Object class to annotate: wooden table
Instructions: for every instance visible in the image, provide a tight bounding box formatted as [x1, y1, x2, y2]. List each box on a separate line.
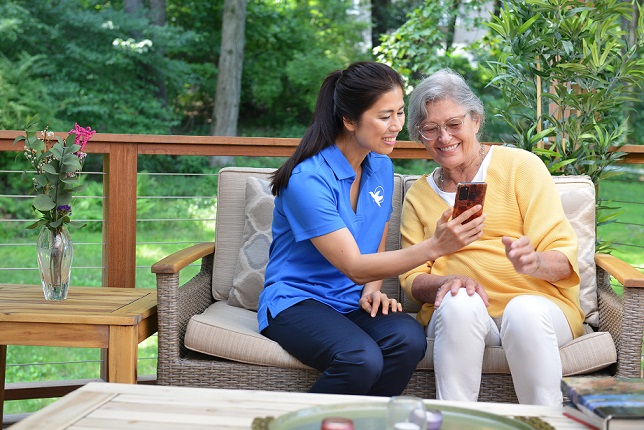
[9, 382, 588, 429]
[0, 284, 157, 424]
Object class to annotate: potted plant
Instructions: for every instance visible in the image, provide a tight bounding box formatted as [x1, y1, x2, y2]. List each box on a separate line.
[485, 0, 643, 180]
[13, 115, 95, 300]
[483, 0, 644, 250]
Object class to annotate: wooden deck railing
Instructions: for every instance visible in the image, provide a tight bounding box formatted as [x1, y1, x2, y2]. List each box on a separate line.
[2, 130, 643, 291]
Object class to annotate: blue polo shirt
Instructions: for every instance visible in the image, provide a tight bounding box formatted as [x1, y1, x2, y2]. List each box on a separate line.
[257, 145, 394, 332]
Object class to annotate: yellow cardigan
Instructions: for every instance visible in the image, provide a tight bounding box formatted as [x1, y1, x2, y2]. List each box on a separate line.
[399, 146, 585, 338]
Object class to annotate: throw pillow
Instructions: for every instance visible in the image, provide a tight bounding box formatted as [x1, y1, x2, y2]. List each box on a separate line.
[557, 182, 598, 327]
[228, 176, 274, 311]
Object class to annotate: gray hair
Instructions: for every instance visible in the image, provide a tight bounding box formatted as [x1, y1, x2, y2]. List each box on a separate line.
[407, 68, 485, 142]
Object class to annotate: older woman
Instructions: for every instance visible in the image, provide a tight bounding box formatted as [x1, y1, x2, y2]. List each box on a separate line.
[399, 69, 584, 406]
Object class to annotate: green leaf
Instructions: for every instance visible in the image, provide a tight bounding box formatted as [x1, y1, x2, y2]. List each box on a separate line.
[26, 220, 46, 230]
[33, 194, 56, 211]
[34, 174, 48, 187]
[42, 164, 57, 175]
[28, 136, 45, 152]
[61, 154, 82, 172]
[67, 220, 87, 229]
[12, 135, 26, 146]
[549, 159, 578, 171]
[70, 183, 88, 193]
[517, 14, 540, 35]
[56, 189, 73, 206]
[50, 143, 65, 160]
[49, 218, 64, 228]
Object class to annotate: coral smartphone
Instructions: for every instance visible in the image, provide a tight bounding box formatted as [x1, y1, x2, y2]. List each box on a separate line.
[452, 182, 487, 223]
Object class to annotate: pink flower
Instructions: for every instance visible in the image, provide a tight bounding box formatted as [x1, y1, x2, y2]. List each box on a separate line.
[69, 123, 96, 150]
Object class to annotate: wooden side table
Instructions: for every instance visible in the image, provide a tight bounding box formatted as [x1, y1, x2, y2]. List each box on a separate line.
[0, 284, 157, 424]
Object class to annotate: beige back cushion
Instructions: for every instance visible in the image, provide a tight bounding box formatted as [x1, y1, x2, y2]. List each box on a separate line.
[554, 175, 598, 326]
[400, 174, 598, 326]
[381, 174, 404, 300]
[214, 168, 403, 306]
[228, 176, 275, 310]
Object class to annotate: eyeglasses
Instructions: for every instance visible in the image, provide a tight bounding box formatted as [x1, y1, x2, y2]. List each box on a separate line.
[417, 113, 468, 141]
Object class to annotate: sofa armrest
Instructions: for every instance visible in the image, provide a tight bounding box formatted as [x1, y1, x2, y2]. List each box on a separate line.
[152, 242, 216, 274]
[594, 253, 644, 377]
[595, 253, 644, 288]
[153, 242, 216, 362]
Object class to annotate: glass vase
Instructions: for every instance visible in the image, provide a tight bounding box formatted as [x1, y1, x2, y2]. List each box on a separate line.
[36, 226, 73, 300]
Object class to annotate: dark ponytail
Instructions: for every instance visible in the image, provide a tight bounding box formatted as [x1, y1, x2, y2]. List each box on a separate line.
[271, 61, 404, 196]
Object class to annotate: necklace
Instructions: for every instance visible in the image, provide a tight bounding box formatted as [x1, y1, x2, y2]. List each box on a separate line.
[438, 145, 487, 192]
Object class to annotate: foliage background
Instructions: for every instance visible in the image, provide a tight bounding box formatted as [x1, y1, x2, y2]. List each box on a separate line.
[1, 1, 641, 145]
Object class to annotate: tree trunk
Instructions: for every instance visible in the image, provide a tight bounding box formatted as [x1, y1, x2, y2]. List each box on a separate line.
[124, 0, 143, 15]
[210, 0, 246, 166]
[124, 0, 144, 38]
[371, 0, 390, 48]
[148, 0, 168, 103]
[149, 0, 166, 26]
[445, 0, 462, 53]
[211, 0, 246, 137]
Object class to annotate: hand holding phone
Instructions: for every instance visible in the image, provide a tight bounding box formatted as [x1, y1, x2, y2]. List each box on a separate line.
[452, 182, 487, 224]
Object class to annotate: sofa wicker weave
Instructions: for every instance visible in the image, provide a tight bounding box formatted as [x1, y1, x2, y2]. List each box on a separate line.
[152, 166, 644, 403]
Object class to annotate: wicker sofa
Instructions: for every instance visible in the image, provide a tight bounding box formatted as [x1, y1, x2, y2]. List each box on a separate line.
[152, 166, 644, 402]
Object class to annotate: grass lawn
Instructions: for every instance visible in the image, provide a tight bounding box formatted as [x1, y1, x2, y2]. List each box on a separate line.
[597, 178, 644, 293]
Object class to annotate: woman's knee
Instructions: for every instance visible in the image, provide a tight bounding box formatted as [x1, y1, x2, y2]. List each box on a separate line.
[333, 343, 384, 383]
[437, 289, 488, 322]
[503, 295, 572, 347]
[502, 296, 558, 342]
[393, 318, 427, 358]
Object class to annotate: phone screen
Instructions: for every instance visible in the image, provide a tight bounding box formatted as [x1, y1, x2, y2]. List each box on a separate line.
[452, 182, 487, 223]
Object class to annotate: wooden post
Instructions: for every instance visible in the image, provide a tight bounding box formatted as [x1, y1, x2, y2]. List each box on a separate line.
[102, 143, 138, 289]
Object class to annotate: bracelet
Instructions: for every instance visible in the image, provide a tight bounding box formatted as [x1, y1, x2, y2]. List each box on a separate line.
[530, 252, 542, 274]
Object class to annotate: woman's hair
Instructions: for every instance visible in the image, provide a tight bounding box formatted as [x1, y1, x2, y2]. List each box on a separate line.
[271, 61, 404, 195]
[407, 68, 485, 142]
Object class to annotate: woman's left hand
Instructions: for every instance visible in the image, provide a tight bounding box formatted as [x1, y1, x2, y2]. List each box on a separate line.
[502, 235, 541, 275]
[360, 291, 402, 317]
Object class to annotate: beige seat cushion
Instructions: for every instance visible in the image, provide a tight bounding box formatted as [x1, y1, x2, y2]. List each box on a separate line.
[185, 302, 615, 375]
[559, 331, 617, 376]
[185, 301, 312, 370]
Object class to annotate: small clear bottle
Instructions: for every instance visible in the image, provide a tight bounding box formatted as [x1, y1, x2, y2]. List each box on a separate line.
[425, 409, 443, 430]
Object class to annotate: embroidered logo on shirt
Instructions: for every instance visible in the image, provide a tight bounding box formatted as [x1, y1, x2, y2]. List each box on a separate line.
[369, 186, 385, 207]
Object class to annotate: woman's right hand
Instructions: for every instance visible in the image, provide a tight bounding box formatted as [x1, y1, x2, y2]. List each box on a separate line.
[434, 275, 489, 307]
[428, 205, 484, 257]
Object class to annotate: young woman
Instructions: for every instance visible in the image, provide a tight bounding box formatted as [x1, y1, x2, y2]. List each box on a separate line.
[258, 61, 484, 396]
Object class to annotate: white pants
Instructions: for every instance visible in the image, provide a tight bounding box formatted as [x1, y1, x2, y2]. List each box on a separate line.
[427, 289, 573, 406]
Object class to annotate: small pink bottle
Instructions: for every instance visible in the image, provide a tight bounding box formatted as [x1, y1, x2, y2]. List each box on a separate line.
[320, 417, 355, 430]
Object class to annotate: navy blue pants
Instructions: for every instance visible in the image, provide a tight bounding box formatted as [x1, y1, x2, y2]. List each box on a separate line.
[262, 299, 427, 396]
